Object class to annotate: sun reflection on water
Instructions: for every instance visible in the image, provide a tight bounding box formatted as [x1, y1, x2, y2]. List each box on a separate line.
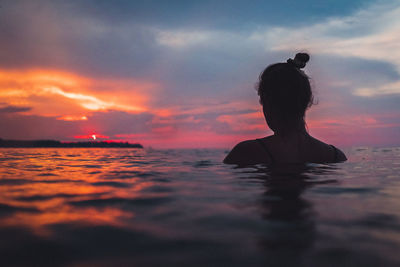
[0, 148, 159, 235]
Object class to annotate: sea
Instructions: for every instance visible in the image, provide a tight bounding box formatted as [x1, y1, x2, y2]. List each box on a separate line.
[0, 147, 400, 266]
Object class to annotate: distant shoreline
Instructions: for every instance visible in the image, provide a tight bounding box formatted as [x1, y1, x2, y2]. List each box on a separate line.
[0, 139, 143, 148]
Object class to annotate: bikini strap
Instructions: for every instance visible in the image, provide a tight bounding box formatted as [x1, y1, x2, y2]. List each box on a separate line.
[256, 139, 274, 163]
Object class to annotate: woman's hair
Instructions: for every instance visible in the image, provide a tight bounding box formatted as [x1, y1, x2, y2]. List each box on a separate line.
[257, 53, 314, 133]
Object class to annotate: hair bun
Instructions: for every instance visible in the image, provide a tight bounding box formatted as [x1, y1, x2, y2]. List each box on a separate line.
[287, 53, 310, 69]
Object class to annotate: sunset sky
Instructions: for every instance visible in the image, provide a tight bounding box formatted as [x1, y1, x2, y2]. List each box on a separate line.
[1, 0, 400, 148]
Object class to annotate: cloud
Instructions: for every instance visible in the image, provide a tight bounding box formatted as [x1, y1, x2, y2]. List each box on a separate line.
[0, 68, 154, 117]
[0, 0, 399, 147]
[354, 81, 400, 97]
[0, 1, 163, 78]
[249, 0, 400, 97]
[42, 86, 144, 112]
[39, 0, 377, 30]
[255, 1, 400, 61]
[57, 115, 88, 121]
[156, 30, 213, 48]
[0, 105, 31, 113]
[0, 110, 154, 142]
[308, 112, 400, 146]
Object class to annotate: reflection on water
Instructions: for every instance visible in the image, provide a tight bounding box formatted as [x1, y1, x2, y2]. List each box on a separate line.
[254, 165, 343, 266]
[1, 147, 400, 266]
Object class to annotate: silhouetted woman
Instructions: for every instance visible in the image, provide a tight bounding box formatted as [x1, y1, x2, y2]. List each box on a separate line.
[224, 53, 346, 165]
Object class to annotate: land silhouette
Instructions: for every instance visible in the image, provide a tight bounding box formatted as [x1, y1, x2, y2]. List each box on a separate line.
[0, 138, 143, 148]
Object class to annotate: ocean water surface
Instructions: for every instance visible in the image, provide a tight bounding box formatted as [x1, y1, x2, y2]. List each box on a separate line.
[0, 147, 400, 266]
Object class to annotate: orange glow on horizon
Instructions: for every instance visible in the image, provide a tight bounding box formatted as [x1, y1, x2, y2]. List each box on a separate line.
[74, 134, 110, 140]
[0, 67, 398, 148]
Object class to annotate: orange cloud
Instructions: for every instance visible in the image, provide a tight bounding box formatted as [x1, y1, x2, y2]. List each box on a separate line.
[57, 115, 88, 121]
[0, 68, 156, 117]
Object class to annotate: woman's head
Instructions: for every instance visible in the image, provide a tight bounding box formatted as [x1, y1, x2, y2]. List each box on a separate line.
[257, 53, 314, 134]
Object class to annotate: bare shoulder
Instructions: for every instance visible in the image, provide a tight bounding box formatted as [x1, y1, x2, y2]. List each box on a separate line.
[332, 146, 347, 162]
[223, 140, 263, 165]
[308, 136, 347, 162]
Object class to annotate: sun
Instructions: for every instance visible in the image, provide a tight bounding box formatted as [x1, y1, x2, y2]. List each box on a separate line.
[92, 134, 96, 140]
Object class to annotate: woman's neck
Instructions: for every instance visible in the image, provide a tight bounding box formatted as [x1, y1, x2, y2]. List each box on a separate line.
[273, 122, 307, 138]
